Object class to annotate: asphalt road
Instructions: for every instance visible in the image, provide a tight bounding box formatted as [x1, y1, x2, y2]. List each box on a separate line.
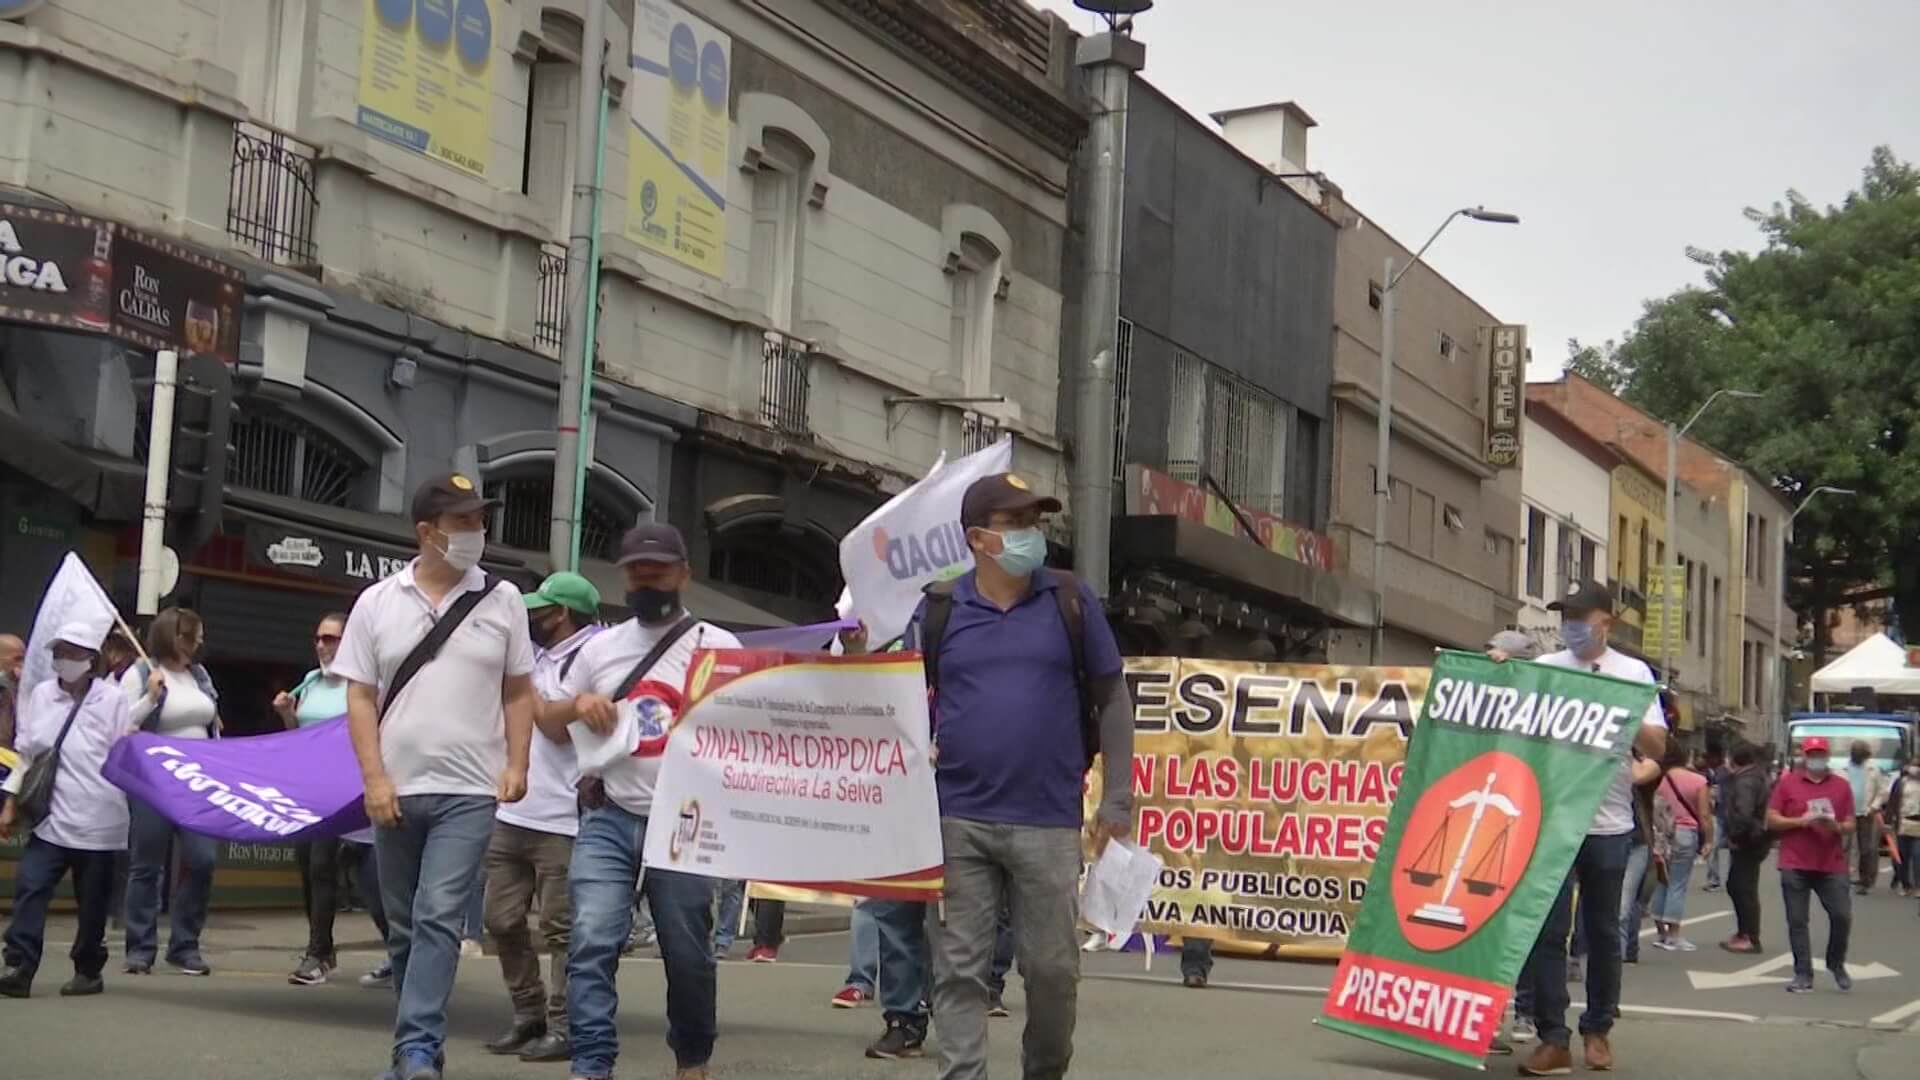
[3, 865, 1916, 1080]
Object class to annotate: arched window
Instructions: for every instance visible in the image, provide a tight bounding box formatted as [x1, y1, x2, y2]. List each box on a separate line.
[708, 521, 839, 609]
[226, 405, 370, 508]
[485, 472, 635, 562]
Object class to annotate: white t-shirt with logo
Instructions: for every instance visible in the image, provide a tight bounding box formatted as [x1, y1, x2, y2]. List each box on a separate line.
[560, 616, 740, 819]
[333, 562, 536, 799]
[1537, 646, 1668, 837]
[497, 625, 598, 837]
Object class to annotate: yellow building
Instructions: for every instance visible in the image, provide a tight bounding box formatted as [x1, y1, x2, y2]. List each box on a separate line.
[1608, 460, 1667, 654]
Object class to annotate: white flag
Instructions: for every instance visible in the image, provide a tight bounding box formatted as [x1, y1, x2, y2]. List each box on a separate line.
[838, 437, 1015, 648]
[23, 552, 121, 698]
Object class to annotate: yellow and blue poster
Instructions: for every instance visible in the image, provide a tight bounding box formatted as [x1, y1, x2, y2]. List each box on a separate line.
[628, 0, 730, 277]
[357, 0, 496, 178]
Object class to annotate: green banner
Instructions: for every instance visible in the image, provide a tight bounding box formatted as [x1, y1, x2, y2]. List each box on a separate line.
[1318, 650, 1655, 1068]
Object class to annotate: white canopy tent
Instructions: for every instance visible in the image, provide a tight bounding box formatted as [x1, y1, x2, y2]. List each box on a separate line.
[1808, 632, 1920, 697]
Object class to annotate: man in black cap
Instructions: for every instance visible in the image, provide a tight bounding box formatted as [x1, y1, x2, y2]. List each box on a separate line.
[1517, 580, 1667, 1076]
[894, 473, 1133, 1079]
[536, 523, 740, 1080]
[334, 474, 537, 1080]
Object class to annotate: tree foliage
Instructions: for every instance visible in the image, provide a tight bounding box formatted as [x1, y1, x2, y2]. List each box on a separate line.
[1581, 147, 1920, 657]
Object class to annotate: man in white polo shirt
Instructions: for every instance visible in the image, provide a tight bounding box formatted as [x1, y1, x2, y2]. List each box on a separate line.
[335, 473, 537, 1080]
[1519, 580, 1667, 1077]
[538, 524, 740, 1080]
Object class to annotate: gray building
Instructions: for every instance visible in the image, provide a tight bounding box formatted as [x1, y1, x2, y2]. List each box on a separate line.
[0, 0, 1085, 730]
[1062, 78, 1372, 659]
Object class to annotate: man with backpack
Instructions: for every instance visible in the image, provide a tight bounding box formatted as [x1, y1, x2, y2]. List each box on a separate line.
[538, 524, 741, 1080]
[909, 473, 1134, 1080]
[1719, 741, 1774, 953]
[334, 474, 538, 1080]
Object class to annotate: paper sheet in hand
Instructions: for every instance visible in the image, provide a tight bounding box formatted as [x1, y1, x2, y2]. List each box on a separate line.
[570, 706, 640, 775]
[1081, 840, 1162, 937]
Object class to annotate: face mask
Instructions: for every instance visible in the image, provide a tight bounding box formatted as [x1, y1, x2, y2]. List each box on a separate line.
[988, 527, 1048, 577]
[1559, 620, 1600, 656]
[52, 657, 92, 683]
[627, 588, 681, 626]
[435, 528, 485, 571]
[1805, 757, 1830, 777]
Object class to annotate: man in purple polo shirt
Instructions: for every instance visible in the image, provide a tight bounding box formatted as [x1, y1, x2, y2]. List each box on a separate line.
[909, 472, 1134, 1080]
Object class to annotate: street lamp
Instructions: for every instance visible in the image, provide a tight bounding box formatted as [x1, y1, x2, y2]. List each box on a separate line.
[1658, 388, 1762, 692]
[1370, 206, 1520, 662]
[1771, 485, 1855, 742]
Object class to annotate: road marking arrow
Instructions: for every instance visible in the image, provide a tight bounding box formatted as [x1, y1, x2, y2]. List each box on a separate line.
[1687, 953, 1901, 990]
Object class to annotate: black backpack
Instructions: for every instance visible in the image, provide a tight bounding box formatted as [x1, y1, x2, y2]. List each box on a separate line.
[917, 569, 1097, 768]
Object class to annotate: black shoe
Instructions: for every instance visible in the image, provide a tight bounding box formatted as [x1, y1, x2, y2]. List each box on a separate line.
[123, 959, 153, 975]
[1183, 973, 1209, 989]
[60, 973, 104, 997]
[485, 1019, 546, 1055]
[0, 967, 31, 998]
[866, 1019, 928, 1060]
[518, 1032, 570, 1062]
[167, 954, 211, 977]
[987, 993, 1011, 1018]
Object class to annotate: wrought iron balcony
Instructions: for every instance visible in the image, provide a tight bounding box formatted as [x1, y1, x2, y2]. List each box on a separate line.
[226, 122, 318, 270]
[961, 411, 1002, 454]
[535, 243, 568, 357]
[760, 329, 812, 437]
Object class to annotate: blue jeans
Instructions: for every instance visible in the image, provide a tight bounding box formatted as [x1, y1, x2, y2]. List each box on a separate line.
[847, 899, 880, 993]
[869, 898, 932, 1024]
[124, 796, 218, 966]
[1619, 840, 1651, 960]
[462, 861, 486, 940]
[713, 879, 745, 953]
[1525, 832, 1629, 1047]
[1649, 827, 1700, 924]
[3, 836, 115, 981]
[567, 804, 716, 1076]
[374, 794, 495, 1067]
[1705, 825, 1728, 887]
[1781, 868, 1851, 979]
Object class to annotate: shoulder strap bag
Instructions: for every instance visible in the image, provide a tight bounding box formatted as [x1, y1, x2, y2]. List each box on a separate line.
[15, 681, 92, 827]
[577, 617, 699, 812]
[379, 574, 502, 723]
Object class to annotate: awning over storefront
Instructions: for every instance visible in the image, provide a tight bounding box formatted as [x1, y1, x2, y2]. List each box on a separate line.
[1111, 515, 1377, 631]
[227, 489, 537, 590]
[0, 409, 144, 520]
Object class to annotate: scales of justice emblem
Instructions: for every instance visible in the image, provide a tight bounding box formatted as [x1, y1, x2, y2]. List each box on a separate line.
[1391, 750, 1543, 951]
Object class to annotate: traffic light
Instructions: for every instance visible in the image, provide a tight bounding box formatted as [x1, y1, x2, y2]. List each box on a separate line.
[166, 351, 235, 554]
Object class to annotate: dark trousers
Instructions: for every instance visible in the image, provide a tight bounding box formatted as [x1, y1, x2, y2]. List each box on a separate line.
[296, 838, 342, 962]
[1896, 835, 1919, 891]
[1781, 869, 1851, 979]
[1180, 937, 1214, 980]
[986, 900, 1016, 995]
[124, 796, 218, 966]
[751, 899, 785, 948]
[1727, 845, 1768, 946]
[484, 823, 574, 1035]
[1524, 832, 1630, 1047]
[1855, 817, 1881, 888]
[3, 836, 116, 982]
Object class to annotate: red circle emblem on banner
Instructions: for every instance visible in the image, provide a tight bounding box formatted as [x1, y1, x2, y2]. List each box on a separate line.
[1389, 750, 1543, 952]
[624, 679, 684, 759]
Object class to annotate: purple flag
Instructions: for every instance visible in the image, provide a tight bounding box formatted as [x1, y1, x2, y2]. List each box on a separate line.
[104, 717, 370, 843]
[735, 618, 860, 653]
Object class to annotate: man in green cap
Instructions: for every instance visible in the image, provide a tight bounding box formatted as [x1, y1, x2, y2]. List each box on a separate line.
[481, 572, 602, 1063]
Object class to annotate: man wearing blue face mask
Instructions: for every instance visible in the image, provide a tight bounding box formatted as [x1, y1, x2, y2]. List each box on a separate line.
[1518, 580, 1668, 1076]
[900, 473, 1133, 1080]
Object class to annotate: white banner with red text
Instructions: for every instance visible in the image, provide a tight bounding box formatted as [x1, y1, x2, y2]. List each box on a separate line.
[642, 650, 943, 899]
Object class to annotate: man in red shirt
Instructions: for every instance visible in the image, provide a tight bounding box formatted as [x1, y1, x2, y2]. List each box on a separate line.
[1766, 737, 1856, 993]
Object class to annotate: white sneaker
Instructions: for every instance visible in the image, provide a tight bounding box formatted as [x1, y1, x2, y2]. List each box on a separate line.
[460, 939, 484, 958]
[1511, 1014, 1538, 1043]
[1651, 938, 1678, 952]
[1673, 938, 1699, 953]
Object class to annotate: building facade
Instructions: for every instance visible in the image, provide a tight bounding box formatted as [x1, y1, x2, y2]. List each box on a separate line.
[1211, 104, 1524, 665]
[0, 0, 1087, 720]
[1064, 87, 1372, 660]
[1516, 403, 1613, 653]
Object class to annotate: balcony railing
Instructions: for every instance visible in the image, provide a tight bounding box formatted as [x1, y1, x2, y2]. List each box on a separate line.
[227, 122, 318, 269]
[535, 243, 568, 357]
[760, 329, 812, 437]
[961, 411, 1002, 454]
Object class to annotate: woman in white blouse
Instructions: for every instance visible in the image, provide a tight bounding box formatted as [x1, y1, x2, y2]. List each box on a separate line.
[0, 621, 133, 998]
[118, 607, 222, 977]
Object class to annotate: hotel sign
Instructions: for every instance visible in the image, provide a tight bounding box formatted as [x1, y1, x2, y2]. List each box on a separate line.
[1485, 325, 1527, 468]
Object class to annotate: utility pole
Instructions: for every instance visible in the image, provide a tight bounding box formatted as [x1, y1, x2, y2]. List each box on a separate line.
[137, 349, 178, 616]
[1068, 25, 1144, 599]
[549, 0, 606, 571]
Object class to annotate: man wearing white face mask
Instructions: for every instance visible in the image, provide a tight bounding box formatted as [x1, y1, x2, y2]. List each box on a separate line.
[334, 474, 536, 1080]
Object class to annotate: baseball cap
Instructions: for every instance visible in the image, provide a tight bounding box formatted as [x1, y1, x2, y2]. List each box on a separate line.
[1486, 629, 1540, 660]
[960, 473, 1062, 529]
[616, 523, 689, 566]
[51, 620, 107, 652]
[1547, 579, 1614, 616]
[525, 571, 602, 617]
[410, 473, 499, 524]
[1801, 736, 1831, 756]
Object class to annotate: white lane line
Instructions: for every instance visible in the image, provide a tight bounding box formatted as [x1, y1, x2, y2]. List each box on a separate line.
[1616, 1004, 1758, 1022]
[1870, 998, 1920, 1027]
[1094, 971, 1327, 995]
[1637, 908, 1732, 938]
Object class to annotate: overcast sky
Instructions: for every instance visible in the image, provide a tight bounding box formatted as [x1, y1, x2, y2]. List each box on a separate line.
[1030, 0, 1920, 376]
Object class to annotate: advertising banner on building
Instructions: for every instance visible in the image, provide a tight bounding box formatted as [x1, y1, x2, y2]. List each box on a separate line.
[1094, 658, 1423, 953]
[356, 0, 496, 178]
[642, 650, 943, 900]
[627, 0, 731, 276]
[1124, 466, 1336, 571]
[1485, 325, 1526, 467]
[1319, 651, 1654, 1068]
[0, 206, 243, 362]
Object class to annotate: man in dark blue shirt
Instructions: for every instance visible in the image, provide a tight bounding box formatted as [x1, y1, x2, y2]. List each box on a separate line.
[900, 472, 1134, 1080]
